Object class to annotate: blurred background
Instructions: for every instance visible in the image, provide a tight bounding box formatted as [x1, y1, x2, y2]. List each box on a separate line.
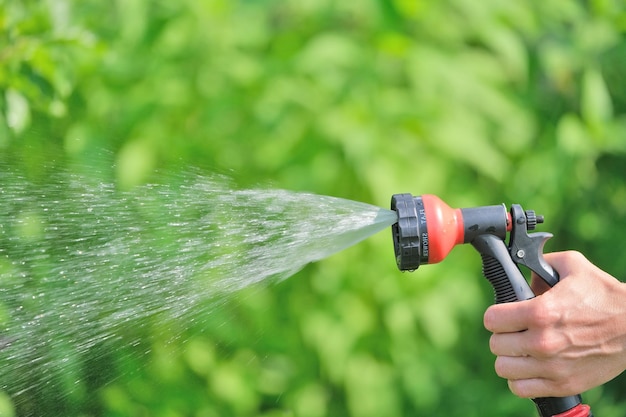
[2, 0, 626, 416]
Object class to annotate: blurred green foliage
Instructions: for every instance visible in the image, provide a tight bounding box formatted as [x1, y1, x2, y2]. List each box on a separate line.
[2, 0, 626, 416]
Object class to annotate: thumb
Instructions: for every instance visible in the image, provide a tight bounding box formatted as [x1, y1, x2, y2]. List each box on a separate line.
[529, 251, 583, 295]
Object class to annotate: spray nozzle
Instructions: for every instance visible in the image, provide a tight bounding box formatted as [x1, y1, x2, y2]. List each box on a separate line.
[390, 193, 590, 417]
[391, 193, 509, 271]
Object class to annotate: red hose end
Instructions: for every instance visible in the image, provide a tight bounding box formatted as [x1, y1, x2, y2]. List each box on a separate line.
[421, 194, 463, 264]
[552, 404, 591, 417]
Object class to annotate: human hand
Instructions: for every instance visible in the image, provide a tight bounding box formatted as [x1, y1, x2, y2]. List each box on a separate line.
[483, 251, 626, 398]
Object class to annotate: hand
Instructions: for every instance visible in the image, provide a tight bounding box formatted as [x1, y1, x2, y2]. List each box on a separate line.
[483, 250, 626, 398]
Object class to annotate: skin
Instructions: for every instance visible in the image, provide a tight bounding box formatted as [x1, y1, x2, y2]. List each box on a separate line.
[483, 250, 626, 398]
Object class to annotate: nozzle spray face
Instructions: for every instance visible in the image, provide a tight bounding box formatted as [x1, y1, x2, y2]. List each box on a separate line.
[390, 194, 426, 271]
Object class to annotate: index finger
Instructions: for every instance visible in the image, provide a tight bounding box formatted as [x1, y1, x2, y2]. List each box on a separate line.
[484, 299, 534, 333]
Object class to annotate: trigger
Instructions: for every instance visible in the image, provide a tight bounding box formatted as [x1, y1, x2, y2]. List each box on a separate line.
[510, 232, 560, 287]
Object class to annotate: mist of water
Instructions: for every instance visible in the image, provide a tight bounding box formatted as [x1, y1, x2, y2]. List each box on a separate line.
[0, 164, 397, 405]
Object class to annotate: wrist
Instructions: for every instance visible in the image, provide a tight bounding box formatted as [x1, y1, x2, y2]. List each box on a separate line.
[612, 280, 626, 373]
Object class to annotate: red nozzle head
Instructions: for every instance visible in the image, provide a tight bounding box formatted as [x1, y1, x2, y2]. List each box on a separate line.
[391, 194, 463, 270]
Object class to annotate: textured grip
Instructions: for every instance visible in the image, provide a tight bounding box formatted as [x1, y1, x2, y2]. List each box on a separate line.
[481, 253, 520, 304]
[472, 235, 535, 302]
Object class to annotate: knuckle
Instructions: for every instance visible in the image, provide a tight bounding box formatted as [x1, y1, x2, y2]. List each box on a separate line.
[527, 296, 561, 328]
[541, 359, 565, 380]
[551, 363, 570, 381]
[528, 332, 563, 357]
[556, 250, 588, 271]
[557, 378, 582, 397]
[522, 297, 568, 357]
[552, 379, 573, 396]
[544, 361, 576, 390]
[562, 250, 586, 263]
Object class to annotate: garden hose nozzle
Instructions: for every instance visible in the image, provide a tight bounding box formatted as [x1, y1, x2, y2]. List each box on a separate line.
[390, 193, 592, 417]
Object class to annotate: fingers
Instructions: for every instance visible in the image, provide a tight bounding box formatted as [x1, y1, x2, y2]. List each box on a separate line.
[494, 356, 578, 398]
[483, 300, 533, 333]
[508, 378, 556, 399]
[494, 356, 551, 398]
[489, 331, 565, 387]
[494, 355, 537, 381]
[505, 373, 581, 398]
[543, 251, 588, 276]
[489, 331, 526, 357]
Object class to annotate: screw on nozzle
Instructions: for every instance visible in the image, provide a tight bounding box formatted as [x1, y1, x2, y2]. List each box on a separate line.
[525, 210, 544, 230]
[391, 193, 423, 271]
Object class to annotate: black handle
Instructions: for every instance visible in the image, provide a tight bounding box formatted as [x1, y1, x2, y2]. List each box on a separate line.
[472, 234, 535, 303]
[472, 235, 591, 417]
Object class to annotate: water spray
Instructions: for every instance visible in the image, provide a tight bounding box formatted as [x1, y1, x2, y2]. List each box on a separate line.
[390, 193, 593, 417]
[0, 166, 397, 414]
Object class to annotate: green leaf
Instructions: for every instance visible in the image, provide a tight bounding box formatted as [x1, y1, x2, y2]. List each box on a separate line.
[5, 88, 30, 134]
[556, 113, 593, 155]
[581, 68, 613, 125]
